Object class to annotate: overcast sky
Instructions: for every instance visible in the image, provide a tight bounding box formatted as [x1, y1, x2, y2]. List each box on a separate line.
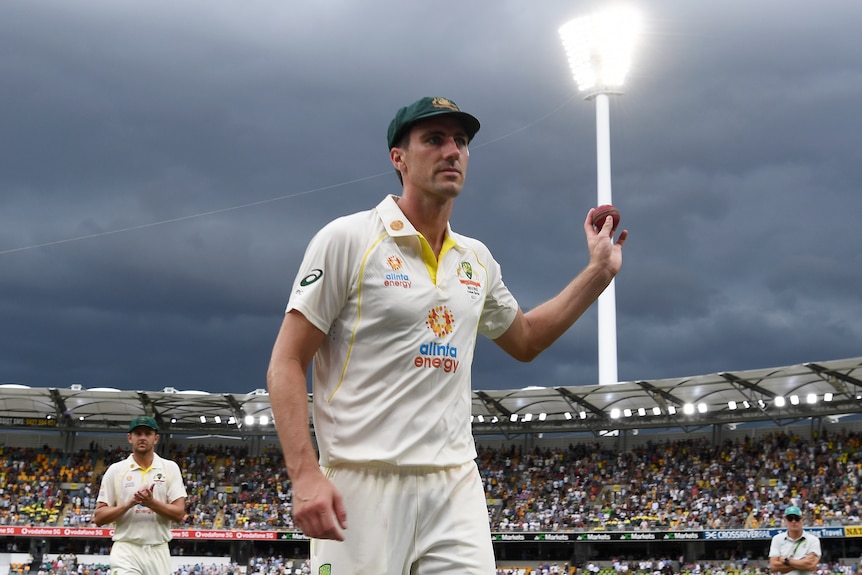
[2, 0, 861, 396]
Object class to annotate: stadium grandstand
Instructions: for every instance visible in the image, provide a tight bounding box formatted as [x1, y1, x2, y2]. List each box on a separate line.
[2, 356, 862, 574]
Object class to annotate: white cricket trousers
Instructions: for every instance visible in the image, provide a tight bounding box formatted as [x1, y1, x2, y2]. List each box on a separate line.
[109, 541, 171, 575]
[312, 460, 496, 575]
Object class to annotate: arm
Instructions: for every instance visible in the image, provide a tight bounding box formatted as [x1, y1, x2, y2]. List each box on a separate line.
[94, 499, 135, 527]
[494, 208, 627, 361]
[791, 552, 820, 572]
[133, 486, 186, 523]
[769, 555, 791, 573]
[95, 489, 185, 525]
[267, 310, 347, 541]
[769, 551, 819, 573]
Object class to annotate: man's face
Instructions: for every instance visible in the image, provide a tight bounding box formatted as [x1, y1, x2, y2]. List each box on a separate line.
[128, 427, 158, 453]
[785, 514, 803, 534]
[396, 116, 470, 200]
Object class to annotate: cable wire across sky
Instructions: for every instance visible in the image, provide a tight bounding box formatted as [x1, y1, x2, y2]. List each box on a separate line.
[0, 95, 579, 257]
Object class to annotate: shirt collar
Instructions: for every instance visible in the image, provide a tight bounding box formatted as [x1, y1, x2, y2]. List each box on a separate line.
[127, 452, 163, 471]
[376, 195, 464, 248]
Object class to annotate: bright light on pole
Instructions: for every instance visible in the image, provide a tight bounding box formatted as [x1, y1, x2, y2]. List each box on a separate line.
[560, 7, 641, 386]
[559, 8, 641, 96]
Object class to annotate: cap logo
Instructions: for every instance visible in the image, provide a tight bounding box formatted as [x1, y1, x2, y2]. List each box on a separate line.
[431, 97, 459, 112]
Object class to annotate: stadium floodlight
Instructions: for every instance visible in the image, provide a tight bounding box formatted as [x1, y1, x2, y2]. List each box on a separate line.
[652, 406, 661, 415]
[623, 408, 633, 417]
[774, 396, 786, 408]
[667, 406, 677, 415]
[259, 415, 269, 426]
[610, 408, 621, 419]
[579, 411, 587, 419]
[559, 7, 641, 385]
[697, 403, 708, 414]
[199, 415, 206, 423]
[214, 416, 221, 424]
[683, 404, 694, 415]
[559, 8, 641, 95]
[523, 413, 533, 422]
[790, 395, 800, 406]
[824, 392, 833, 402]
[244, 415, 255, 426]
[728, 401, 738, 410]
[807, 393, 817, 404]
[509, 413, 518, 423]
[539, 412, 547, 421]
[637, 407, 646, 416]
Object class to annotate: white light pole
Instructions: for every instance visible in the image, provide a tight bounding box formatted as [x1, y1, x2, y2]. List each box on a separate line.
[559, 7, 640, 385]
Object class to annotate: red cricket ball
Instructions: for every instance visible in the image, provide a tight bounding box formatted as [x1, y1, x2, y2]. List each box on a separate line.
[592, 204, 620, 233]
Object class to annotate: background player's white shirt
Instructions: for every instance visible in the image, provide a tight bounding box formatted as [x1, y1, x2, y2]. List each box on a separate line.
[287, 195, 519, 467]
[768, 530, 822, 575]
[97, 452, 187, 544]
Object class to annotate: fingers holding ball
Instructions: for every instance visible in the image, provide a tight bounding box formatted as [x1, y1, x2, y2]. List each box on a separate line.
[591, 204, 620, 234]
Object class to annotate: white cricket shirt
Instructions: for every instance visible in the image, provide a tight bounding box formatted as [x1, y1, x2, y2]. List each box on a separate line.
[287, 195, 519, 467]
[97, 452, 187, 544]
[768, 530, 822, 575]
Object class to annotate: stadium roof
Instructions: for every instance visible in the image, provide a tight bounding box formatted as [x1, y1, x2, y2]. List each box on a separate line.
[2, 356, 861, 439]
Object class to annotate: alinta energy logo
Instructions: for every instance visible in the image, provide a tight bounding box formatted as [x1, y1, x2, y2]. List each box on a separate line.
[426, 305, 454, 338]
[386, 255, 403, 270]
[384, 254, 411, 288]
[415, 306, 459, 373]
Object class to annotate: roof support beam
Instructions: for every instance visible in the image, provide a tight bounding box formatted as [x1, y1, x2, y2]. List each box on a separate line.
[719, 372, 776, 398]
[635, 380, 683, 407]
[225, 394, 248, 425]
[806, 363, 862, 396]
[475, 391, 514, 418]
[554, 387, 606, 418]
[49, 388, 73, 427]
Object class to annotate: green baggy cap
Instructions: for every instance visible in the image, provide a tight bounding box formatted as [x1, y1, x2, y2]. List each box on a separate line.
[128, 415, 159, 432]
[387, 96, 480, 150]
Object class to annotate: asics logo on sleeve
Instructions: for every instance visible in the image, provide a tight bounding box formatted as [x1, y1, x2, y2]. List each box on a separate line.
[300, 269, 323, 286]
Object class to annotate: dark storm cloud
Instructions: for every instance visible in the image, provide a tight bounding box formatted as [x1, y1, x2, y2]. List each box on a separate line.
[1, 0, 861, 394]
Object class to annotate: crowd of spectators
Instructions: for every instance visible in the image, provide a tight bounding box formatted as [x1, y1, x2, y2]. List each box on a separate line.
[2, 429, 862, 534]
[9, 554, 310, 575]
[10, 556, 862, 575]
[477, 429, 862, 532]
